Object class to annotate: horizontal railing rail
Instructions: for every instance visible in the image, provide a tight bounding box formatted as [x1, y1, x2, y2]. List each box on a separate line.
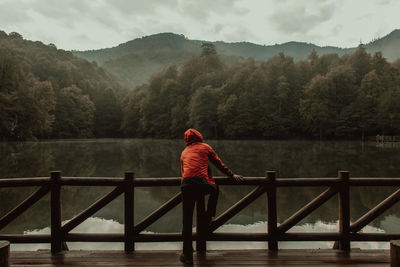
[4, 176, 400, 187]
[1, 171, 400, 253]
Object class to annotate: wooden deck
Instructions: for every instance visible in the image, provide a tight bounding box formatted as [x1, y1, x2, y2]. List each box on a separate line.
[10, 249, 390, 266]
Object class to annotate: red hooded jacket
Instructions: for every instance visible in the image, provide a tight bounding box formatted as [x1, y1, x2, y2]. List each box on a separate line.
[180, 129, 233, 185]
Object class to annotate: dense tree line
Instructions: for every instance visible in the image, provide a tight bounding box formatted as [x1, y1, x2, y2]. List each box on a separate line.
[2, 30, 400, 141]
[0, 31, 124, 140]
[122, 43, 400, 139]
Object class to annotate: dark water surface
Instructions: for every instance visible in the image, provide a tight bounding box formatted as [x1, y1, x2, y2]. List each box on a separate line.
[1, 139, 400, 237]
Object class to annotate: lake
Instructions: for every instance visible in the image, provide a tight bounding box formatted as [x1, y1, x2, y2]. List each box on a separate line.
[1, 139, 400, 250]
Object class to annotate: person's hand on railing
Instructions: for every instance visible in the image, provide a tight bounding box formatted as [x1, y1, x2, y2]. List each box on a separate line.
[232, 174, 244, 182]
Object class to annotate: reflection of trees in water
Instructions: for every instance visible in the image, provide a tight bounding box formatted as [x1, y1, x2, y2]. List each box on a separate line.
[3, 138, 400, 179]
[2, 139, 400, 233]
[51, 142, 96, 177]
[354, 186, 400, 229]
[297, 141, 400, 178]
[0, 142, 54, 177]
[0, 187, 50, 234]
[120, 139, 183, 178]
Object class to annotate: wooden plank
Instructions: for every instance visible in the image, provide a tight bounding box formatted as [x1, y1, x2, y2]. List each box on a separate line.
[135, 233, 182, 242]
[267, 171, 278, 250]
[210, 186, 266, 232]
[61, 186, 124, 234]
[350, 188, 400, 233]
[63, 232, 400, 242]
[280, 232, 341, 241]
[0, 241, 9, 267]
[277, 186, 338, 234]
[134, 192, 182, 234]
[0, 234, 51, 243]
[133, 178, 181, 187]
[0, 185, 50, 230]
[209, 233, 268, 241]
[124, 172, 134, 252]
[338, 171, 350, 251]
[350, 178, 400, 186]
[50, 171, 62, 254]
[61, 177, 124, 186]
[65, 233, 124, 242]
[9, 249, 390, 266]
[351, 233, 400, 241]
[391, 240, 400, 267]
[3, 176, 400, 188]
[0, 178, 50, 188]
[275, 178, 340, 187]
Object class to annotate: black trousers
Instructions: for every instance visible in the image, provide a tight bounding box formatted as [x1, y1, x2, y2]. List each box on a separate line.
[181, 181, 219, 255]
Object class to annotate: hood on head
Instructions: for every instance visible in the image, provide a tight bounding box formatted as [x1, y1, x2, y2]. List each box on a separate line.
[184, 128, 203, 145]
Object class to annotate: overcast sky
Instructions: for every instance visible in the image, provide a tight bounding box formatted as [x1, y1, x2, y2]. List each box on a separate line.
[1, 0, 399, 51]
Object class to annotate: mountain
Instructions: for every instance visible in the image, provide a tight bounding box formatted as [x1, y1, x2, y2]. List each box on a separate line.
[364, 29, 400, 60]
[73, 30, 400, 88]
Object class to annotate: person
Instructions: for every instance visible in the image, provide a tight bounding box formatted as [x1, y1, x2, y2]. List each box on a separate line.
[179, 128, 243, 264]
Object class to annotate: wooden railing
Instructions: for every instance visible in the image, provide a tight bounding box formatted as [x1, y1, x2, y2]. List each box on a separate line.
[1, 171, 400, 253]
[376, 135, 400, 142]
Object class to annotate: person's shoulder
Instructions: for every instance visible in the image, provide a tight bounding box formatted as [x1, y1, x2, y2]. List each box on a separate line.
[181, 146, 189, 155]
[201, 142, 214, 150]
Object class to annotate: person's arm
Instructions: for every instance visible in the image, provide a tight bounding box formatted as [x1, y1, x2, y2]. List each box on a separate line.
[180, 158, 184, 177]
[180, 152, 185, 178]
[209, 147, 243, 181]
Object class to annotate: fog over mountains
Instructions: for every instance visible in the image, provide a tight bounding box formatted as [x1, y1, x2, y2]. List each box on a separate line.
[74, 29, 400, 87]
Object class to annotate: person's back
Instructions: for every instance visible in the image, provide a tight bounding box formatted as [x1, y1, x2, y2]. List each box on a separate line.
[181, 142, 214, 183]
[179, 128, 243, 265]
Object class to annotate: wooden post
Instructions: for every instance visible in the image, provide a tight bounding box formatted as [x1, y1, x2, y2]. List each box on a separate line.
[124, 172, 135, 252]
[51, 171, 62, 254]
[0, 241, 10, 267]
[266, 171, 278, 250]
[391, 240, 400, 267]
[338, 171, 350, 251]
[196, 194, 207, 252]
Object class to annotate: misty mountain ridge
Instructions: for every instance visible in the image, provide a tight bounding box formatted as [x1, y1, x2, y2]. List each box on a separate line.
[74, 30, 400, 88]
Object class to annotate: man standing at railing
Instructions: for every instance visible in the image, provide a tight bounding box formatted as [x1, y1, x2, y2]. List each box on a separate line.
[179, 128, 243, 264]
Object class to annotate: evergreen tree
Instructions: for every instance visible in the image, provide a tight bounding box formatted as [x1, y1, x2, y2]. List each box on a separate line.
[53, 85, 95, 138]
[189, 86, 220, 138]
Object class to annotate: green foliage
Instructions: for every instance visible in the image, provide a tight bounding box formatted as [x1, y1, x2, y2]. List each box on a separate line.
[377, 84, 400, 134]
[92, 87, 122, 137]
[53, 85, 95, 138]
[189, 86, 220, 137]
[3, 30, 400, 140]
[122, 41, 400, 140]
[201, 43, 217, 57]
[0, 31, 125, 140]
[0, 53, 56, 140]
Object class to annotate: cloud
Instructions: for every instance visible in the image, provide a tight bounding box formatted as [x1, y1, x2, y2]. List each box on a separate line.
[214, 24, 224, 34]
[0, 0, 398, 50]
[268, 0, 338, 34]
[378, 0, 394, 5]
[0, 1, 32, 28]
[222, 25, 258, 43]
[178, 0, 249, 21]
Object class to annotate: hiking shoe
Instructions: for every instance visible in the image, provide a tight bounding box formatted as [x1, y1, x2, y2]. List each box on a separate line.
[179, 253, 193, 265]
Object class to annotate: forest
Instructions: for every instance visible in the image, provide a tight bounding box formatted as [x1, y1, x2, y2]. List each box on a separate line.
[0, 31, 125, 140]
[1, 31, 400, 141]
[122, 43, 400, 140]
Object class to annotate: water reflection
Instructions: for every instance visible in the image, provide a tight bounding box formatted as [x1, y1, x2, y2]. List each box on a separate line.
[1, 139, 400, 236]
[12, 216, 391, 251]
